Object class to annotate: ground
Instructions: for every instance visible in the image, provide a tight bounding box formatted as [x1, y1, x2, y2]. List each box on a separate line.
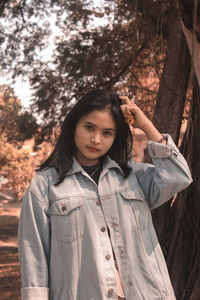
[0, 199, 21, 300]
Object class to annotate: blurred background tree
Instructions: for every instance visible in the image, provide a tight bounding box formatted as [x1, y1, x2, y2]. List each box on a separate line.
[0, 85, 38, 143]
[0, 0, 200, 298]
[0, 134, 34, 200]
[0, 84, 39, 199]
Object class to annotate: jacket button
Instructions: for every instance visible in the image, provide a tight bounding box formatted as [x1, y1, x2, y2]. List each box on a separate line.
[62, 206, 66, 211]
[105, 254, 111, 260]
[96, 200, 101, 206]
[108, 288, 114, 295]
[101, 227, 106, 232]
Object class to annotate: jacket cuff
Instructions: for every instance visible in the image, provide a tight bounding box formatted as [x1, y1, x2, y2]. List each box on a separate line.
[21, 287, 49, 300]
[147, 134, 179, 158]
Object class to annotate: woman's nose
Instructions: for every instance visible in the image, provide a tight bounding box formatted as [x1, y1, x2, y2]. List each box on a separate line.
[91, 133, 101, 144]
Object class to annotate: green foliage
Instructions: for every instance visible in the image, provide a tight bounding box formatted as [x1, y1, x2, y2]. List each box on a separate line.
[0, 84, 38, 143]
[0, 132, 54, 200]
[0, 0, 170, 136]
[16, 111, 39, 141]
[0, 85, 22, 139]
[0, 134, 34, 200]
[0, 84, 39, 199]
[1, 1, 198, 139]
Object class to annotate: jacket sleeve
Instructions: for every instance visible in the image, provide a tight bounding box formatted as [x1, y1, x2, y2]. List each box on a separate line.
[133, 134, 193, 209]
[18, 187, 50, 300]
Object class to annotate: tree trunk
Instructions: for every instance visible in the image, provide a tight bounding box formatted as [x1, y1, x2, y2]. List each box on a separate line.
[151, 7, 200, 299]
[150, 9, 191, 247]
[181, 20, 200, 86]
[166, 76, 200, 300]
[149, 9, 200, 300]
[152, 11, 191, 144]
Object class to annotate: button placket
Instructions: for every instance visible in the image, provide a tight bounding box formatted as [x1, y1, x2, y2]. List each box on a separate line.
[101, 227, 106, 232]
[96, 200, 101, 206]
[97, 191, 120, 298]
[128, 280, 133, 286]
[108, 288, 115, 296]
[105, 254, 111, 260]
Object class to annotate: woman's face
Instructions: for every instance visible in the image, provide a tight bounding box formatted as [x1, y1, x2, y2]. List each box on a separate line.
[74, 109, 116, 166]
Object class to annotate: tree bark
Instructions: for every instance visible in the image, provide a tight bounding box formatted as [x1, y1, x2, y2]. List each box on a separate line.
[166, 76, 200, 300]
[151, 6, 200, 299]
[151, 9, 191, 252]
[149, 9, 200, 300]
[181, 19, 200, 86]
[152, 11, 191, 144]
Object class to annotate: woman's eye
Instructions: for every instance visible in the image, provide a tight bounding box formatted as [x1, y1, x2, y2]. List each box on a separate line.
[103, 131, 112, 136]
[85, 125, 93, 131]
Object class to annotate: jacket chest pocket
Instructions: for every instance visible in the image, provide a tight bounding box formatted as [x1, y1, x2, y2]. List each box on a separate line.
[50, 196, 85, 243]
[120, 188, 150, 230]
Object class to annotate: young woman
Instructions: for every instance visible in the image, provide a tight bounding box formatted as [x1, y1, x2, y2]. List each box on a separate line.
[18, 89, 192, 300]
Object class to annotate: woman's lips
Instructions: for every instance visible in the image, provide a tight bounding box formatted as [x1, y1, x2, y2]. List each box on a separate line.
[87, 146, 100, 152]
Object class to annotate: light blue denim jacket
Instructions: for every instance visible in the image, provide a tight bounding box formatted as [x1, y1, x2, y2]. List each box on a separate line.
[18, 135, 192, 300]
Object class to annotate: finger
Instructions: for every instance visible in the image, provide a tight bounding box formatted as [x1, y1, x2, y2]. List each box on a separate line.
[119, 96, 132, 105]
[130, 97, 135, 104]
[125, 106, 131, 115]
[120, 104, 132, 117]
[121, 104, 135, 126]
[121, 103, 137, 115]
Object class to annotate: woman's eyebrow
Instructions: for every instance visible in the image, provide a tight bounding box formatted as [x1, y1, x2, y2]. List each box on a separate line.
[85, 121, 116, 131]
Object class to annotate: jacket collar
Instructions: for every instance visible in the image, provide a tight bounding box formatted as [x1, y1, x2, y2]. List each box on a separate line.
[103, 156, 124, 174]
[70, 156, 124, 175]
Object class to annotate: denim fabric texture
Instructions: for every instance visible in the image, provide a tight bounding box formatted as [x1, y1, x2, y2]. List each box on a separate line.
[18, 135, 192, 300]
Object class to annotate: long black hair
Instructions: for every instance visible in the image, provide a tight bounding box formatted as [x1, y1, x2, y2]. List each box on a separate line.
[38, 89, 133, 184]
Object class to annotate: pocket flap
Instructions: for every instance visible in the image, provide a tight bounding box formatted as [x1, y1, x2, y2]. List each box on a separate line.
[120, 188, 145, 201]
[51, 197, 83, 215]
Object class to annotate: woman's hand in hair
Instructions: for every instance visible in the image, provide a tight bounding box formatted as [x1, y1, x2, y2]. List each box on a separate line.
[120, 96, 151, 130]
[120, 96, 165, 143]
